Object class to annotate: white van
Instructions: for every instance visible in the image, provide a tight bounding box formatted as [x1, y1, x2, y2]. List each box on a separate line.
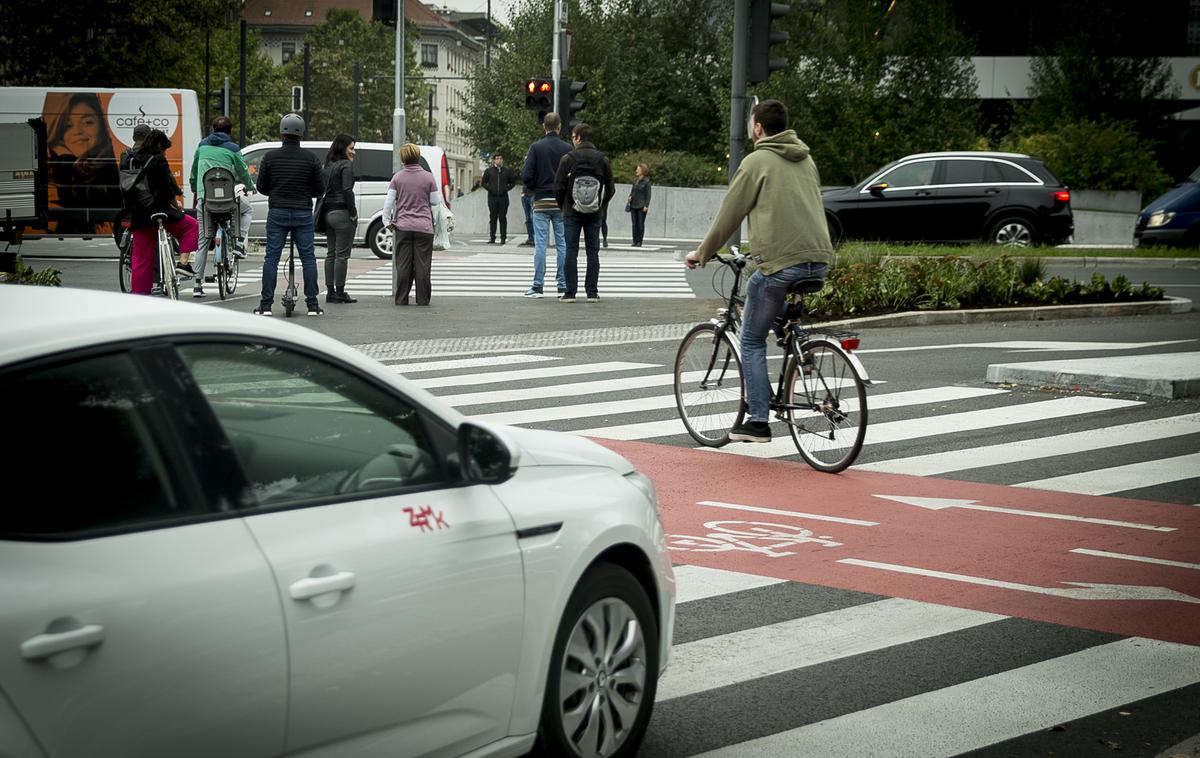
[0, 87, 201, 238]
[241, 141, 451, 258]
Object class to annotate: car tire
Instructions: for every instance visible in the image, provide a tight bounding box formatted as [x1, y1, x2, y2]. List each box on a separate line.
[534, 563, 659, 758]
[367, 218, 393, 260]
[825, 213, 843, 247]
[988, 216, 1037, 247]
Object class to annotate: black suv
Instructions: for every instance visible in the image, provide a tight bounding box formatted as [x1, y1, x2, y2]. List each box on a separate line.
[822, 151, 1074, 247]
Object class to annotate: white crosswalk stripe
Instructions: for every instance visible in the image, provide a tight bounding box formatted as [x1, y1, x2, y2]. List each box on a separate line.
[367, 346, 1200, 756]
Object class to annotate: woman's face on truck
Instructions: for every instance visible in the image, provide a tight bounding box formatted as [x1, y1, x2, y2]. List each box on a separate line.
[60, 102, 102, 156]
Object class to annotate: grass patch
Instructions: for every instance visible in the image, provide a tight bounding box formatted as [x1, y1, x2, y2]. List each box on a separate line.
[836, 241, 1200, 260]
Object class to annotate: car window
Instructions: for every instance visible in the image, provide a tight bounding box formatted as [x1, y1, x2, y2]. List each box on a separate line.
[244, 149, 264, 179]
[1, 353, 189, 537]
[994, 162, 1037, 183]
[355, 149, 394, 181]
[176, 343, 444, 509]
[876, 160, 935, 189]
[940, 160, 988, 185]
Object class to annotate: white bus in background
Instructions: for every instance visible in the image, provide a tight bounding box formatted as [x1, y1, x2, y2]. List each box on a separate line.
[0, 87, 201, 239]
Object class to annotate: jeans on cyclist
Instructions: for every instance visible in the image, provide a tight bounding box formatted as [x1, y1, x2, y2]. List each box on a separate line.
[260, 207, 320, 308]
[130, 215, 198, 295]
[194, 196, 252, 283]
[740, 261, 828, 423]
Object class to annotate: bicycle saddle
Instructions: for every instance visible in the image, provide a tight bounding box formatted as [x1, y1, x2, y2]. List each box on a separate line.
[787, 278, 824, 296]
[150, 212, 169, 222]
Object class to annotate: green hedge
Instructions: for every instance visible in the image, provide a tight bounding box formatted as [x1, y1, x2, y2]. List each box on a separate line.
[1001, 120, 1171, 198]
[608, 150, 724, 187]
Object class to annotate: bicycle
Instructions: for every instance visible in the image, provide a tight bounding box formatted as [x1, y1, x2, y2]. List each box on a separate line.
[151, 212, 181, 300]
[117, 219, 132, 293]
[673, 247, 872, 473]
[200, 167, 245, 301]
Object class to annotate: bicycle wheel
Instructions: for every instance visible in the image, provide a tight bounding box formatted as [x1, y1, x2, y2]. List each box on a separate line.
[784, 338, 867, 473]
[226, 253, 239, 296]
[118, 243, 132, 293]
[215, 223, 229, 300]
[674, 323, 744, 447]
[159, 230, 179, 300]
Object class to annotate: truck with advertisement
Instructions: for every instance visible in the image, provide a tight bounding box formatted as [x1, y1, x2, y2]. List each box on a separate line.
[0, 87, 201, 240]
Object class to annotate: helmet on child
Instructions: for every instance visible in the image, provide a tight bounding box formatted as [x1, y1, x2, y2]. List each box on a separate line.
[279, 113, 305, 137]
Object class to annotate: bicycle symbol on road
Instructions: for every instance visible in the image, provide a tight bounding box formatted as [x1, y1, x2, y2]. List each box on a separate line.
[667, 520, 843, 558]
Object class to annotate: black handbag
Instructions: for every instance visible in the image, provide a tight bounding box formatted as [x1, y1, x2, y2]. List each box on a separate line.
[314, 196, 327, 233]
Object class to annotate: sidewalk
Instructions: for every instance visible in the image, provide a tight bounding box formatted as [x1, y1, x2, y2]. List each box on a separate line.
[986, 351, 1200, 398]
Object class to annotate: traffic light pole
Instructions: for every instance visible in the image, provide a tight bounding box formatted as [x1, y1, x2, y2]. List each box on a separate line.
[551, 0, 563, 99]
[393, 0, 407, 173]
[727, 0, 750, 246]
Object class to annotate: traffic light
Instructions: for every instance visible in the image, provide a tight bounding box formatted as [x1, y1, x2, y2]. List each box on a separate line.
[372, 0, 397, 24]
[524, 78, 554, 118]
[747, 0, 791, 84]
[291, 86, 304, 113]
[558, 78, 587, 134]
[208, 89, 225, 118]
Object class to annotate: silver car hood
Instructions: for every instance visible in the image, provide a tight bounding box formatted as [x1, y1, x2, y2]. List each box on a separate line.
[499, 425, 635, 475]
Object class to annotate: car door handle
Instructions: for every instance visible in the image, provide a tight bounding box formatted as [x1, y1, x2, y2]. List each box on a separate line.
[984, 188, 1001, 195]
[915, 190, 933, 197]
[289, 571, 356, 601]
[21, 624, 105, 660]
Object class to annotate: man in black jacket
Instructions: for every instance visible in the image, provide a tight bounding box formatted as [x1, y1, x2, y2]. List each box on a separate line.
[253, 113, 324, 316]
[481, 152, 515, 244]
[553, 123, 616, 303]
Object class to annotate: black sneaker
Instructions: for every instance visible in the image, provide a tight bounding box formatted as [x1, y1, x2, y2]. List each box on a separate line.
[307, 304, 324, 317]
[558, 294, 576, 303]
[337, 290, 357, 303]
[175, 261, 195, 276]
[253, 304, 272, 316]
[519, 239, 534, 247]
[729, 420, 771, 443]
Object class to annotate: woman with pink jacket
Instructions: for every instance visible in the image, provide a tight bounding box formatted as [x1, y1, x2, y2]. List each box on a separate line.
[382, 143, 441, 306]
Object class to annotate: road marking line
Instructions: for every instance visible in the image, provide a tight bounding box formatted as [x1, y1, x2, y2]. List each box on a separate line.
[411, 361, 657, 389]
[857, 340, 1194, 354]
[672, 565, 785, 604]
[382, 354, 560, 374]
[692, 637, 1200, 758]
[575, 386, 1007, 440]
[443, 369, 705, 408]
[874, 494, 1176, 532]
[658, 598, 1004, 702]
[858, 412, 1200, 475]
[837, 558, 1200, 603]
[709, 396, 1144, 459]
[1071, 548, 1200, 571]
[698, 500, 879, 527]
[1016, 452, 1200, 495]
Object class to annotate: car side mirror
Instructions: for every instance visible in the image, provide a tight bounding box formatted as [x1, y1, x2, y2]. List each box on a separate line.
[868, 182, 888, 197]
[457, 422, 519, 484]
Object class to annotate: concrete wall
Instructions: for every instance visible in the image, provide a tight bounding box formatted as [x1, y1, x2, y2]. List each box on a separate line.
[452, 186, 1142, 246]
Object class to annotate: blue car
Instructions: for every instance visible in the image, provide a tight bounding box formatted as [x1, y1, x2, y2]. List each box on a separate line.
[1135, 166, 1200, 248]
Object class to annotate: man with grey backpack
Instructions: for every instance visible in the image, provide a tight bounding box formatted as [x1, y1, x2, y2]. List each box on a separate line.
[553, 123, 615, 303]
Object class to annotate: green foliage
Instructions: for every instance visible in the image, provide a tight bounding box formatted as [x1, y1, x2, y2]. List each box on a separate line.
[1002, 120, 1171, 196]
[1, 256, 61, 286]
[608, 151, 723, 187]
[770, 0, 979, 186]
[795, 255, 1164, 319]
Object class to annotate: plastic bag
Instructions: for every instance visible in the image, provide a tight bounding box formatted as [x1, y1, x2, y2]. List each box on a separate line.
[433, 204, 454, 250]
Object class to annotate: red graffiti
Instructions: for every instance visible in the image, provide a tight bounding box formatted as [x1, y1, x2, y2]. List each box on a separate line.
[404, 506, 450, 532]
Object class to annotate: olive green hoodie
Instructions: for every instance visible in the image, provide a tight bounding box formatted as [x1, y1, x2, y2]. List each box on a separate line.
[696, 129, 833, 274]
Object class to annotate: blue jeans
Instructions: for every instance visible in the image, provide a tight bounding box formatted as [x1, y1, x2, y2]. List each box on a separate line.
[521, 194, 534, 242]
[262, 207, 320, 308]
[563, 213, 601, 297]
[740, 262, 829, 422]
[531, 207, 566, 291]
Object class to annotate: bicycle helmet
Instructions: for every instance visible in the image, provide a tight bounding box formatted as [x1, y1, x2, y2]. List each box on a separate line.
[279, 113, 305, 137]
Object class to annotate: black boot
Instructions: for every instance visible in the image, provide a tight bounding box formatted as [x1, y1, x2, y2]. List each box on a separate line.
[337, 289, 357, 303]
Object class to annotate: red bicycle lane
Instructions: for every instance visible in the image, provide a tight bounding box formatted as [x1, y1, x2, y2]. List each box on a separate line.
[597, 439, 1200, 647]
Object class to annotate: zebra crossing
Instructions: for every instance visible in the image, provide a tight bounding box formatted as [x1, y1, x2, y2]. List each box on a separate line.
[226, 251, 694, 298]
[376, 345, 1200, 756]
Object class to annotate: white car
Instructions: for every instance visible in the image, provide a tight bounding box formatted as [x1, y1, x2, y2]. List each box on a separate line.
[0, 287, 675, 758]
[242, 141, 453, 259]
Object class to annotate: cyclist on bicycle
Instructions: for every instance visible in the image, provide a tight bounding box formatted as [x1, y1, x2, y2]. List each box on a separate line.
[127, 129, 199, 296]
[685, 99, 834, 443]
[189, 115, 255, 298]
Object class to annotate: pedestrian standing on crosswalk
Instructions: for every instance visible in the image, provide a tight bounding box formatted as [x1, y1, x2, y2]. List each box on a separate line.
[520, 113, 572, 298]
[554, 123, 616, 303]
[482, 152, 515, 244]
[383, 143, 440, 306]
[628, 163, 652, 247]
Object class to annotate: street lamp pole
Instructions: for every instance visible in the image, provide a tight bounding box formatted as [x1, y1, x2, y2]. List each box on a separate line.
[393, 0, 407, 172]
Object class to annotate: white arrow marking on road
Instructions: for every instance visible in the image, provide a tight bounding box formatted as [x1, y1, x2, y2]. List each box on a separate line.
[838, 558, 1200, 604]
[873, 494, 1176, 532]
[1071, 548, 1200, 571]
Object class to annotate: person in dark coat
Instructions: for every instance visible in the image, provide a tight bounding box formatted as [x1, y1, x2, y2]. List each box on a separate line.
[481, 152, 516, 244]
[126, 129, 199, 295]
[553, 122, 616, 303]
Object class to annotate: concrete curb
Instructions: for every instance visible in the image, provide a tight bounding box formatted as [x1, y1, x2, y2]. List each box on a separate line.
[811, 297, 1194, 331]
[985, 352, 1200, 399]
[1041, 256, 1200, 270]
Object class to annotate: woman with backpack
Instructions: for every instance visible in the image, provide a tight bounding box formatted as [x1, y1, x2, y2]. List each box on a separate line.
[126, 129, 198, 295]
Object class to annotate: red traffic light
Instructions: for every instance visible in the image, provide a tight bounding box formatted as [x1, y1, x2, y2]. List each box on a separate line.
[524, 77, 554, 112]
[539, 81, 553, 93]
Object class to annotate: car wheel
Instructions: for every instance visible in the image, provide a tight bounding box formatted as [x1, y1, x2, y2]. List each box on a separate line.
[535, 563, 659, 758]
[988, 216, 1036, 247]
[825, 213, 843, 247]
[367, 219, 393, 260]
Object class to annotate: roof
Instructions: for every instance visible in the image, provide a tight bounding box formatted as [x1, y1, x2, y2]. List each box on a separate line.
[242, 0, 453, 30]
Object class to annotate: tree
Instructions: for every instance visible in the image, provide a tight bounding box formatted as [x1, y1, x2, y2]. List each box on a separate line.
[294, 10, 434, 145]
[769, 0, 979, 186]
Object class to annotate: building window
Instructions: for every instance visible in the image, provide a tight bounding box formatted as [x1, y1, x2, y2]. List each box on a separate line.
[421, 43, 438, 68]
[282, 42, 296, 64]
